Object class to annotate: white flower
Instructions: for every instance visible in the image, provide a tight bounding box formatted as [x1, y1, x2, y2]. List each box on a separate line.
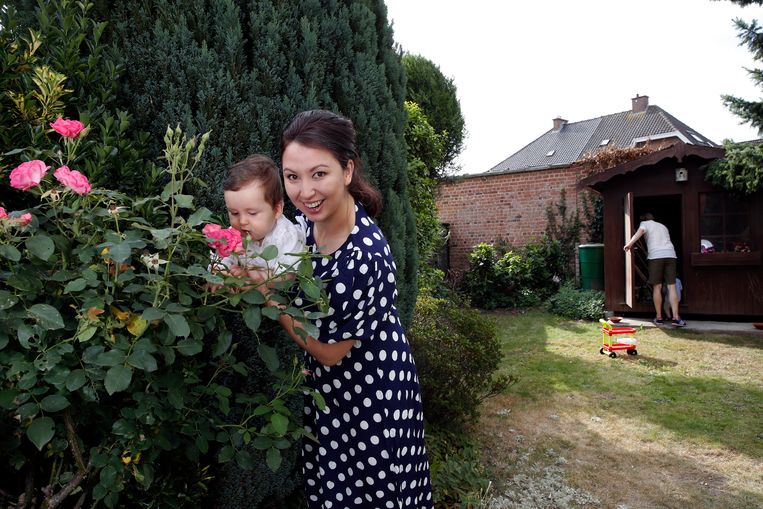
[107, 204, 128, 216]
[141, 252, 168, 269]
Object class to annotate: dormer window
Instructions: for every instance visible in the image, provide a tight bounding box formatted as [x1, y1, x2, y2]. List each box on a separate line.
[546, 150, 555, 157]
[599, 139, 610, 146]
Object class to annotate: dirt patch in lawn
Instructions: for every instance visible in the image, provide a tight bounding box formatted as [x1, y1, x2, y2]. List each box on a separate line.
[477, 393, 763, 509]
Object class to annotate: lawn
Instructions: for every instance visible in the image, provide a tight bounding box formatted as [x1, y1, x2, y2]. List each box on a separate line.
[478, 309, 763, 509]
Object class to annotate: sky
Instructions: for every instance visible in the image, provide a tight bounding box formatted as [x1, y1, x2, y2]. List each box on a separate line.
[384, 0, 763, 174]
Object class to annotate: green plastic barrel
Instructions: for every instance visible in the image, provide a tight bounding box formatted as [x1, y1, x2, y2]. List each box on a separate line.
[579, 243, 604, 291]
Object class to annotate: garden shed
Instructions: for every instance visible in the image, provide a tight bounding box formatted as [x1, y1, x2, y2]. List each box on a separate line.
[578, 142, 763, 318]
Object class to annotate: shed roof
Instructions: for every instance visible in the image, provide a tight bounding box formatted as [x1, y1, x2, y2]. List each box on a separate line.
[577, 143, 725, 191]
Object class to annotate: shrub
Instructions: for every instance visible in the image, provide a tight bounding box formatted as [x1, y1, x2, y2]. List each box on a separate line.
[426, 427, 491, 509]
[0, 124, 324, 508]
[546, 282, 605, 320]
[408, 294, 511, 428]
[462, 240, 564, 309]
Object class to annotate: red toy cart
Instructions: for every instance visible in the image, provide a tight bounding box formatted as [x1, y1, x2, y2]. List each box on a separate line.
[598, 319, 639, 358]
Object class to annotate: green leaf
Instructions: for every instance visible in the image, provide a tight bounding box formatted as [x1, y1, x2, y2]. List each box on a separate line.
[0, 389, 20, 409]
[65, 370, 87, 391]
[77, 326, 98, 342]
[26, 234, 55, 261]
[29, 304, 65, 330]
[243, 306, 261, 332]
[64, 278, 88, 294]
[212, 330, 232, 357]
[174, 194, 194, 208]
[164, 314, 190, 337]
[261, 244, 278, 261]
[235, 449, 255, 470]
[0, 290, 18, 310]
[217, 445, 235, 463]
[141, 307, 165, 321]
[241, 290, 265, 305]
[301, 280, 321, 301]
[107, 241, 131, 263]
[258, 344, 279, 372]
[176, 338, 203, 356]
[127, 350, 158, 372]
[94, 350, 126, 367]
[0, 244, 21, 262]
[27, 416, 55, 451]
[150, 228, 174, 241]
[187, 207, 212, 227]
[104, 365, 132, 395]
[40, 394, 70, 412]
[270, 413, 289, 436]
[266, 447, 282, 472]
[261, 306, 281, 321]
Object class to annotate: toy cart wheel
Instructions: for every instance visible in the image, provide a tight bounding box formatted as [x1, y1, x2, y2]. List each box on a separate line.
[599, 348, 605, 355]
[609, 352, 617, 358]
[627, 349, 638, 356]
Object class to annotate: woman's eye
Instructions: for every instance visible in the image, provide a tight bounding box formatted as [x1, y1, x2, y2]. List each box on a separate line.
[286, 174, 298, 181]
[314, 171, 326, 178]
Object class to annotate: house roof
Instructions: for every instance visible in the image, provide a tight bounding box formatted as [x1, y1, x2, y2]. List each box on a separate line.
[487, 99, 720, 175]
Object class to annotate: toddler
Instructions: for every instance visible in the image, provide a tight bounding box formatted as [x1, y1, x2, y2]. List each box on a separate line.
[210, 154, 305, 283]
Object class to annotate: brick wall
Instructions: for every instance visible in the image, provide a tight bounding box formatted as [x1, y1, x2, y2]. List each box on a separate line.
[436, 165, 589, 277]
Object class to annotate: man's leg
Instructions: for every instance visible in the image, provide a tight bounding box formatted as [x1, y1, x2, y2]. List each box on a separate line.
[652, 283, 664, 319]
[667, 283, 680, 320]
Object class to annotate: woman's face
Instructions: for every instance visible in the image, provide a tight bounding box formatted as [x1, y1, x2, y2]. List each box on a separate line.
[282, 141, 353, 224]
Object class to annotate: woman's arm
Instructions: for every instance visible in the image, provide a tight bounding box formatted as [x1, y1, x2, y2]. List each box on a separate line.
[277, 312, 354, 366]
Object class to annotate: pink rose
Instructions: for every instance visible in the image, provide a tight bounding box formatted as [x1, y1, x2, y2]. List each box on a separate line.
[14, 213, 33, 227]
[54, 165, 92, 195]
[9, 160, 49, 191]
[203, 224, 243, 258]
[0, 207, 7, 219]
[50, 118, 86, 138]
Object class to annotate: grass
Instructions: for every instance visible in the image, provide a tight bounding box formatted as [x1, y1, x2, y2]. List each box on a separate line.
[478, 308, 763, 509]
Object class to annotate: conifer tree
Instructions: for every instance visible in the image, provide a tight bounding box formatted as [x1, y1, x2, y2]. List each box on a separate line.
[99, 1, 415, 505]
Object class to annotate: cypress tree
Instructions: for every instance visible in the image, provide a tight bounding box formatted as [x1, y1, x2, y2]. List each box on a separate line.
[102, 1, 416, 505]
[106, 0, 415, 324]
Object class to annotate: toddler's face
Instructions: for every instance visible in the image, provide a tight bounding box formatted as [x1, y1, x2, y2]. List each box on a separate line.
[224, 182, 282, 243]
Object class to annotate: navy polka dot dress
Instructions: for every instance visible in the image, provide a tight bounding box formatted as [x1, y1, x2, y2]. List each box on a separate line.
[298, 203, 432, 509]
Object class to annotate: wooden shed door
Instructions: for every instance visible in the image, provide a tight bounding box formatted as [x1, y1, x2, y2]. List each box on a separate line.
[624, 192, 634, 307]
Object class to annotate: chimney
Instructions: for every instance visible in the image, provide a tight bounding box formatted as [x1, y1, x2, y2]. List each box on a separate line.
[631, 94, 649, 113]
[553, 116, 568, 131]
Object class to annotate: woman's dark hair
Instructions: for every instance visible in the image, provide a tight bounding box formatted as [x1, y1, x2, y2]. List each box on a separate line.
[640, 212, 655, 221]
[280, 109, 383, 216]
[224, 154, 283, 208]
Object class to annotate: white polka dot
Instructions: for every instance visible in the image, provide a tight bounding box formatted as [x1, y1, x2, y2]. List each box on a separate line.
[335, 282, 346, 294]
[363, 237, 373, 246]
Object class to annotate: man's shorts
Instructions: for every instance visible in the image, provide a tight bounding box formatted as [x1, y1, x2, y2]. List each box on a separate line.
[648, 257, 676, 285]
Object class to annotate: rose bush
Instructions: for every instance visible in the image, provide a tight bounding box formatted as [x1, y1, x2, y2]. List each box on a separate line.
[0, 123, 326, 508]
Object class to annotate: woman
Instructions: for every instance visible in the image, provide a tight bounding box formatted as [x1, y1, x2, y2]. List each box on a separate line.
[275, 109, 433, 508]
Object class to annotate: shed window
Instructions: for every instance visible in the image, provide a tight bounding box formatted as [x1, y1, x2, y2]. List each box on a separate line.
[698, 192, 752, 253]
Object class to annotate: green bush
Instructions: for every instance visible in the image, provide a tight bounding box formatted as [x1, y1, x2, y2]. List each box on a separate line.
[462, 239, 564, 309]
[426, 427, 491, 509]
[0, 124, 326, 508]
[408, 294, 511, 428]
[546, 282, 605, 320]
